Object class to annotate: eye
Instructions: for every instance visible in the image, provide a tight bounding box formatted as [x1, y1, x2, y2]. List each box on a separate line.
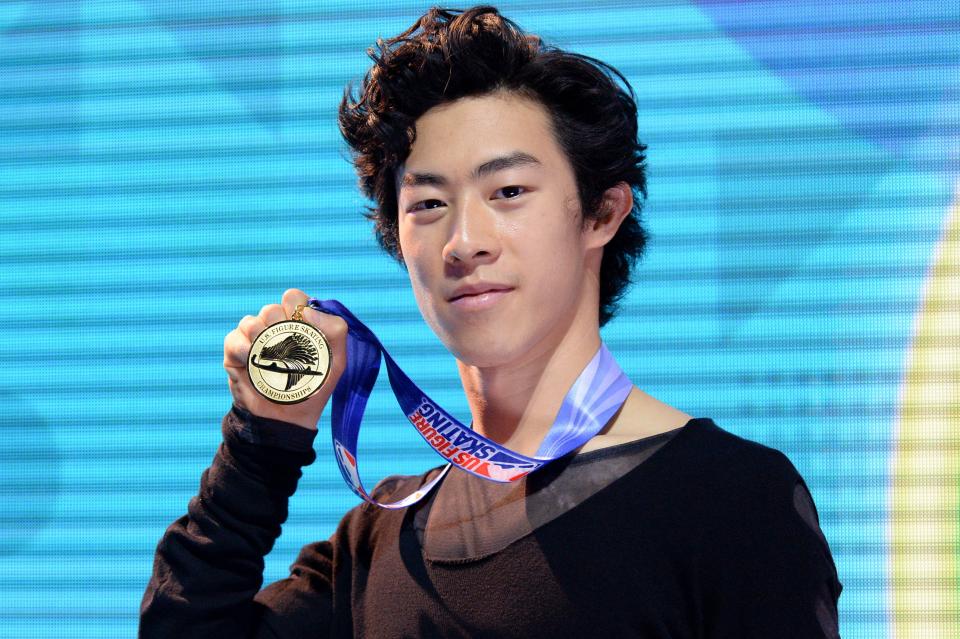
[408, 198, 446, 212]
[493, 185, 526, 200]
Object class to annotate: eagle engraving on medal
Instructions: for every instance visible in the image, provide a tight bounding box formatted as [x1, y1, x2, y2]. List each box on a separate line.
[247, 317, 332, 404]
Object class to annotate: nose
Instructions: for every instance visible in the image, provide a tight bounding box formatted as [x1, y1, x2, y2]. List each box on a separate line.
[442, 196, 500, 269]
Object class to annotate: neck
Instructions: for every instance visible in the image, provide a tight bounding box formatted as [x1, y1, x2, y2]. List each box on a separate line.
[456, 309, 601, 457]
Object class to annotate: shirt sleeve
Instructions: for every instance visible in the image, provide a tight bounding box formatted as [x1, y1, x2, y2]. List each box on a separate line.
[702, 447, 843, 638]
[139, 405, 328, 639]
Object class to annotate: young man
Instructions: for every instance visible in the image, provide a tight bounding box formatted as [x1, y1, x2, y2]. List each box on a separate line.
[141, 7, 842, 638]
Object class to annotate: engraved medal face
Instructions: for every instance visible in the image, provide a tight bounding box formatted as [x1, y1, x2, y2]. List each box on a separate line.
[247, 319, 332, 404]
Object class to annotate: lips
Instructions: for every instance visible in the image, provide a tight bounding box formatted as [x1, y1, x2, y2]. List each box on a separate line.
[447, 282, 514, 302]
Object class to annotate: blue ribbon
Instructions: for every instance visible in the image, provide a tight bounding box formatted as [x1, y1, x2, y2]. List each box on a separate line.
[309, 299, 633, 509]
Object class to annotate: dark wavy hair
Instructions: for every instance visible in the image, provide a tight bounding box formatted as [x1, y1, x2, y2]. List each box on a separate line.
[339, 6, 649, 326]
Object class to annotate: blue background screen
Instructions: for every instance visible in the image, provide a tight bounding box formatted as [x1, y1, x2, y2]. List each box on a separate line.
[0, 2, 958, 636]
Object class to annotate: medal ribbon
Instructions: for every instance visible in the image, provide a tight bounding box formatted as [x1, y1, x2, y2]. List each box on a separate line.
[308, 298, 633, 509]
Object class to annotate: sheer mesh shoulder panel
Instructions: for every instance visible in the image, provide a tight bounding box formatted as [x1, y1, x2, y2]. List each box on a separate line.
[794, 480, 842, 638]
[413, 425, 687, 562]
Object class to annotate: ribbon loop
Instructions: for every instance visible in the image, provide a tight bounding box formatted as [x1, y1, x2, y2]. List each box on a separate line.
[308, 298, 632, 509]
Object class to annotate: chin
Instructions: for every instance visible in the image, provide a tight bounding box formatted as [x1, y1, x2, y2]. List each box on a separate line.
[420, 295, 560, 369]
[452, 344, 503, 368]
[443, 327, 539, 370]
[450, 345, 518, 369]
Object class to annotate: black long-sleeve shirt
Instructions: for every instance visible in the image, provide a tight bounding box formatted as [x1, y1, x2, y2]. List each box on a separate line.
[140, 405, 842, 638]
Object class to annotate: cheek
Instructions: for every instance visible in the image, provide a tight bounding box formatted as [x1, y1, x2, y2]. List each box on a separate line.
[404, 256, 429, 296]
[525, 220, 584, 276]
[409, 267, 434, 305]
[397, 221, 412, 261]
[398, 236, 439, 305]
[398, 226, 420, 273]
[527, 236, 587, 312]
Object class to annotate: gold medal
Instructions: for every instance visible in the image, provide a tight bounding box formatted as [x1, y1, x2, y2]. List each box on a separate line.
[247, 304, 332, 404]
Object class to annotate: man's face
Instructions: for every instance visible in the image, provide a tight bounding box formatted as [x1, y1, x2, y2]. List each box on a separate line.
[396, 91, 595, 368]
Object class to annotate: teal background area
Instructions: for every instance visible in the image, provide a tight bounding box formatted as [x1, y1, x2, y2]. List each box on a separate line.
[0, 1, 957, 636]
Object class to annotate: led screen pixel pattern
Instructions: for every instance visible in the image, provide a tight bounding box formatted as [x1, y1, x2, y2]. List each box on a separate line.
[0, 1, 957, 636]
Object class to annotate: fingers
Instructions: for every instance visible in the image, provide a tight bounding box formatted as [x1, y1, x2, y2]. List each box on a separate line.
[223, 317, 258, 368]
[307, 306, 348, 342]
[222, 309, 272, 369]
[258, 303, 286, 326]
[279, 288, 349, 343]
[221, 289, 347, 429]
[223, 288, 348, 371]
[281, 288, 310, 319]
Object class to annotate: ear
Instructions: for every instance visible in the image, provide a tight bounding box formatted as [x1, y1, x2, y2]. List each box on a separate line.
[584, 182, 633, 250]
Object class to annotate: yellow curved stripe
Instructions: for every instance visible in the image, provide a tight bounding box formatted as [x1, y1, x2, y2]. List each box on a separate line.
[892, 179, 960, 636]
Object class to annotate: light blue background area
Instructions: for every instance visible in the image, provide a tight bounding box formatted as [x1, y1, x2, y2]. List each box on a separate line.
[0, 1, 957, 636]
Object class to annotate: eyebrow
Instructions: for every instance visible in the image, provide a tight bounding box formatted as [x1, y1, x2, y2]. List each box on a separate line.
[399, 151, 542, 189]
